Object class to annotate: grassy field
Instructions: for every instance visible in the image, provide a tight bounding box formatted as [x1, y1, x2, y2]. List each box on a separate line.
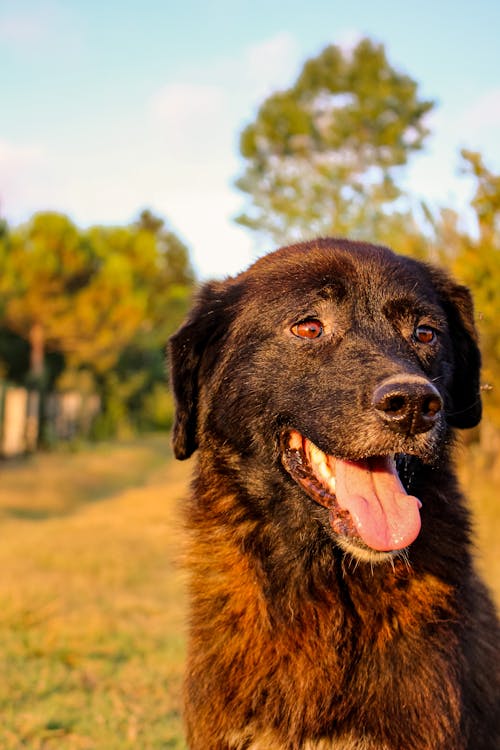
[0, 435, 498, 749]
[0, 435, 190, 749]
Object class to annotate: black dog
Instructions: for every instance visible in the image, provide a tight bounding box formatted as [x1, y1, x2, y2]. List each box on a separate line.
[170, 239, 499, 750]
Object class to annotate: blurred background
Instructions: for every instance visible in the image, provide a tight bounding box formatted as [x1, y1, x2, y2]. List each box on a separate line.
[0, 1, 498, 748]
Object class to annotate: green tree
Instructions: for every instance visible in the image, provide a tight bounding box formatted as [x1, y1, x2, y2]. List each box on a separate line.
[431, 152, 500, 430]
[134, 208, 194, 344]
[236, 38, 434, 245]
[0, 211, 194, 383]
[0, 213, 98, 382]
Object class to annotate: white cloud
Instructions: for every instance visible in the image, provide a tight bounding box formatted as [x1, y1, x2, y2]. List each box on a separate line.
[404, 88, 500, 210]
[242, 31, 300, 99]
[148, 30, 302, 144]
[0, 2, 81, 55]
[81, 31, 303, 275]
[0, 10, 43, 44]
[152, 186, 254, 279]
[148, 81, 234, 173]
[335, 28, 364, 56]
[0, 139, 45, 167]
[146, 32, 301, 278]
[150, 82, 227, 128]
[398, 79, 500, 196]
[458, 88, 500, 133]
[0, 139, 48, 218]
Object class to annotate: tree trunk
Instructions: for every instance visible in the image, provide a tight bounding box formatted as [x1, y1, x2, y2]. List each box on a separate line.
[29, 322, 45, 380]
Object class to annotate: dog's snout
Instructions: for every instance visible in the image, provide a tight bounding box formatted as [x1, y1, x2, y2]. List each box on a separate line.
[373, 377, 443, 435]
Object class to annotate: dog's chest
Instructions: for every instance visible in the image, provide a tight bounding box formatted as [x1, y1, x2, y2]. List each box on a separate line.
[227, 728, 389, 749]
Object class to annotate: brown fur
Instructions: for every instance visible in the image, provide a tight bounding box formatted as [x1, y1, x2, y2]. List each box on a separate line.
[169, 239, 500, 749]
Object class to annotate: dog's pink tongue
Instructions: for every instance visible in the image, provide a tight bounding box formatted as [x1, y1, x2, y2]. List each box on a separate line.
[333, 457, 422, 551]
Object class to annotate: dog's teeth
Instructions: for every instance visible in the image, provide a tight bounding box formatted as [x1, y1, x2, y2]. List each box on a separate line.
[308, 444, 337, 493]
[288, 430, 303, 451]
[303, 440, 337, 494]
[317, 460, 331, 481]
[308, 443, 325, 465]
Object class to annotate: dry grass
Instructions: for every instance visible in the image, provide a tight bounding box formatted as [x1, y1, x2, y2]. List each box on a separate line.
[458, 443, 500, 604]
[0, 435, 190, 749]
[0, 435, 497, 749]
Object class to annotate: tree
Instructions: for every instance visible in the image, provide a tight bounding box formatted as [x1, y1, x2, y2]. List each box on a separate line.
[0, 211, 194, 383]
[433, 152, 500, 430]
[235, 38, 434, 246]
[461, 150, 500, 240]
[0, 213, 98, 382]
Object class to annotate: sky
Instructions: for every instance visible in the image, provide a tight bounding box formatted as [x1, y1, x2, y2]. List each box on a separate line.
[0, 0, 499, 279]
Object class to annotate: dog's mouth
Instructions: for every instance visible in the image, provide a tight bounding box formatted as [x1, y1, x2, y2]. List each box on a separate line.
[281, 429, 422, 554]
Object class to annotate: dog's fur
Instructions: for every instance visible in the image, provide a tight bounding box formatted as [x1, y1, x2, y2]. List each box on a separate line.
[169, 239, 500, 750]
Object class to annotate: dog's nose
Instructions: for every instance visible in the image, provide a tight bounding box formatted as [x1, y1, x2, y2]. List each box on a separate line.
[373, 377, 443, 435]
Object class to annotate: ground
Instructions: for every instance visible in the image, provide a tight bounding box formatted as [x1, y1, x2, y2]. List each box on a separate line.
[0, 435, 189, 750]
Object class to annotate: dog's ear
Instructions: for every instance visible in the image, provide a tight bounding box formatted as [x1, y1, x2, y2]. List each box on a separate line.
[429, 267, 482, 429]
[168, 279, 237, 460]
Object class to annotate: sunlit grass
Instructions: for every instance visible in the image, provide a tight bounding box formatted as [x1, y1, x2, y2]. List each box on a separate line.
[458, 442, 500, 602]
[0, 436, 173, 520]
[0, 435, 497, 749]
[0, 435, 190, 749]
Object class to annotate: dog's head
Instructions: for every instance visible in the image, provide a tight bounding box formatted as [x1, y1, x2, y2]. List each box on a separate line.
[169, 239, 481, 561]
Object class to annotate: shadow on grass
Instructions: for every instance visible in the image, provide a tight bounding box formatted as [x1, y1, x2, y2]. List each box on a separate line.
[0, 433, 175, 521]
[4, 507, 54, 520]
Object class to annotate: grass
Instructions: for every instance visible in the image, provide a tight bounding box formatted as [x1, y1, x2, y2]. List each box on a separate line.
[0, 435, 190, 749]
[457, 441, 500, 599]
[0, 434, 498, 749]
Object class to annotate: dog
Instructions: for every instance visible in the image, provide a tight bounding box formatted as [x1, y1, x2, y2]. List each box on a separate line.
[169, 238, 500, 749]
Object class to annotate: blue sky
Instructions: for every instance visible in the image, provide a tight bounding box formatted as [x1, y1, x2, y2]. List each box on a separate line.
[1, 0, 499, 277]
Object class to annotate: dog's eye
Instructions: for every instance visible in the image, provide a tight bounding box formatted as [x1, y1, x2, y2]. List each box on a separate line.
[414, 325, 436, 344]
[291, 319, 324, 339]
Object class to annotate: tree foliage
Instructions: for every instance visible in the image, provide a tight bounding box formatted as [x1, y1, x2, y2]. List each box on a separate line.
[429, 152, 500, 429]
[236, 38, 434, 245]
[0, 213, 97, 379]
[0, 211, 194, 383]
